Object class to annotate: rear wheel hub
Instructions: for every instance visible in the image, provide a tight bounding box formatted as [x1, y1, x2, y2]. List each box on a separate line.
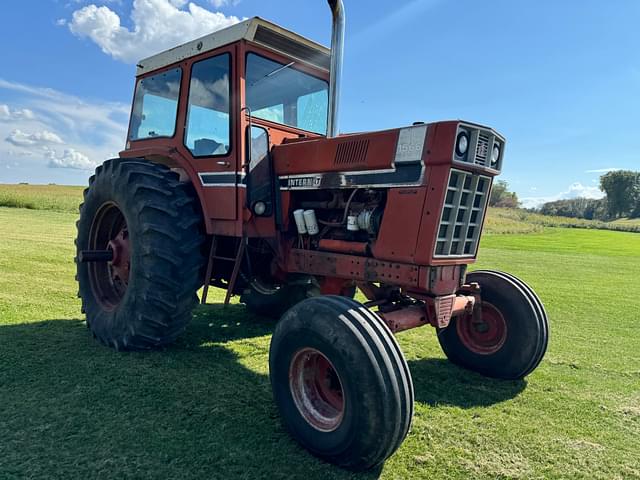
[107, 228, 130, 284]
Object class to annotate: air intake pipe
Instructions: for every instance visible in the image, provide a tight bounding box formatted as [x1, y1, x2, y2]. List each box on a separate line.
[327, 0, 345, 138]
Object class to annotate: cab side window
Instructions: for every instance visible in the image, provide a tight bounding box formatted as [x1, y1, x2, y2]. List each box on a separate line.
[185, 53, 231, 157]
[129, 68, 182, 141]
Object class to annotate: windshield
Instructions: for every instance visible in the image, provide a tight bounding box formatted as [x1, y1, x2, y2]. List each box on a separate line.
[246, 53, 328, 135]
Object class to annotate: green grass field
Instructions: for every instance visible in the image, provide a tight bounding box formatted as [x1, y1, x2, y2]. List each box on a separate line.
[1, 187, 639, 479]
[0, 184, 84, 213]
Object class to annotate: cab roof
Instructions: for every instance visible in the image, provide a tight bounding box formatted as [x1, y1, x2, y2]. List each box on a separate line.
[135, 17, 331, 77]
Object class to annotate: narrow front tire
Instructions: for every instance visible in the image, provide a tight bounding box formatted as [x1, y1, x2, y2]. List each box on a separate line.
[269, 296, 413, 470]
[437, 270, 549, 379]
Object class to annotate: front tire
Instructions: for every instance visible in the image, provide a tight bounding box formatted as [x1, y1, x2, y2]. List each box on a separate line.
[76, 158, 205, 350]
[437, 270, 549, 379]
[269, 296, 413, 470]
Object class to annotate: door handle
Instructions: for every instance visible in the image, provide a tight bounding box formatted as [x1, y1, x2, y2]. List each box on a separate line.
[216, 161, 230, 167]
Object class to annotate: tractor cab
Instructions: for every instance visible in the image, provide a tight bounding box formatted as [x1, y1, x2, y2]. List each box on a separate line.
[123, 17, 332, 229]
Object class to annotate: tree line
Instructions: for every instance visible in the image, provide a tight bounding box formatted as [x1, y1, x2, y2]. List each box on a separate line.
[489, 171, 640, 221]
[540, 171, 639, 220]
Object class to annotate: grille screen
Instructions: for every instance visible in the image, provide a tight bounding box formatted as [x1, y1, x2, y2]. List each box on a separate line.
[475, 133, 490, 165]
[435, 169, 491, 257]
[334, 139, 370, 166]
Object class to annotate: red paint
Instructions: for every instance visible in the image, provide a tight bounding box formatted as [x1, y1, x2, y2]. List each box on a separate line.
[319, 276, 353, 296]
[289, 348, 344, 432]
[108, 227, 130, 285]
[379, 306, 429, 333]
[318, 239, 368, 255]
[456, 302, 507, 355]
[371, 187, 426, 263]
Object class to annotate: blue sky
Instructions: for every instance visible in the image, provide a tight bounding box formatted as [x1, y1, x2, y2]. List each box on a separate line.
[0, 0, 638, 207]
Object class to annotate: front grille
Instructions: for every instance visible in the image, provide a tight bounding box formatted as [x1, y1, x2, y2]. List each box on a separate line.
[434, 169, 491, 258]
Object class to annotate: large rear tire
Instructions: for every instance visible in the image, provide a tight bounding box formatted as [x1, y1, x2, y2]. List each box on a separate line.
[269, 296, 413, 470]
[76, 158, 205, 350]
[437, 270, 549, 379]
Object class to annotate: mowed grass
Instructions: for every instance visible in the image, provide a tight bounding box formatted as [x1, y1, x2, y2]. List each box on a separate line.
[1, 203, 639, 478]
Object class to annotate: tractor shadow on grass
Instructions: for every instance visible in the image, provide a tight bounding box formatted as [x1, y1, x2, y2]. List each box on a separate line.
[0, 305, 381, 480]
[407, 358, 526, 408]
[190, 302, 277, 342]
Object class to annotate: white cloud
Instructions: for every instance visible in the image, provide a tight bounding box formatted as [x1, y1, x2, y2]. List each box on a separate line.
[45, 147, 96, 170]
[68, 0, 242, 63]
[0, 104, 35, 121]
[563, 182, 605, 199]
[521, 182, 605, 210]
[0, 78, 128, 138]
[585, 167, 621, 174]
[6, 129, 65, 147]
[0, 79, 127, 173]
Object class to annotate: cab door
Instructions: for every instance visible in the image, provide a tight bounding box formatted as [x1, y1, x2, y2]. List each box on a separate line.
[180, 46, 237, 220]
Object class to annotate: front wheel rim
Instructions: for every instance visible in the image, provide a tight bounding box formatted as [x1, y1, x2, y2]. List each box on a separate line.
[289, 348, 345, 432]
[456, 302, 507, 355]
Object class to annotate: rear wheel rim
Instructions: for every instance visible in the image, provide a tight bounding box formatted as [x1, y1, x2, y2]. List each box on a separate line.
[88, 202, 130, 311]
[289, 348, 345, 432]
[456, 302, 507, 355]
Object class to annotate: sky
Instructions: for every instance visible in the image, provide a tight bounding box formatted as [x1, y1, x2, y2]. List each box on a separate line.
[0, 0, 638, 208]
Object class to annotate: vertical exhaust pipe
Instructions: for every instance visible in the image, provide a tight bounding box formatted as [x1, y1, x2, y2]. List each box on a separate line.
[327, 0, 345, 138]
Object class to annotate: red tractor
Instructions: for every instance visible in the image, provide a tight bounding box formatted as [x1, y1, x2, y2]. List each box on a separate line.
[76, 0, 548, 471]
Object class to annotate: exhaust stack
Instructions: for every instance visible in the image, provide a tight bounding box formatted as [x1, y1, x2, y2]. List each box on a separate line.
[327, 0, 345, 138]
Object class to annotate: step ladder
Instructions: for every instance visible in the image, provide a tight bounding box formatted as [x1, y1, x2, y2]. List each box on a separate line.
[201, 235, 246, 306]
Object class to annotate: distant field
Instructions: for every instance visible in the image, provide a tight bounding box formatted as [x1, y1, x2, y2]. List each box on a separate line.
[0, 184, 83, 213]
[486, 207, 640, 234]
[1, 183, 639, 233]
[611, 217, 640, 228]
[1, 198, 639, 478]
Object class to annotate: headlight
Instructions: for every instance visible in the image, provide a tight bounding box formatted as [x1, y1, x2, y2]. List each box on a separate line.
[491, 144, 501, 167]
[253, 201, 267, 216]
[456, 132, 469, 156]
